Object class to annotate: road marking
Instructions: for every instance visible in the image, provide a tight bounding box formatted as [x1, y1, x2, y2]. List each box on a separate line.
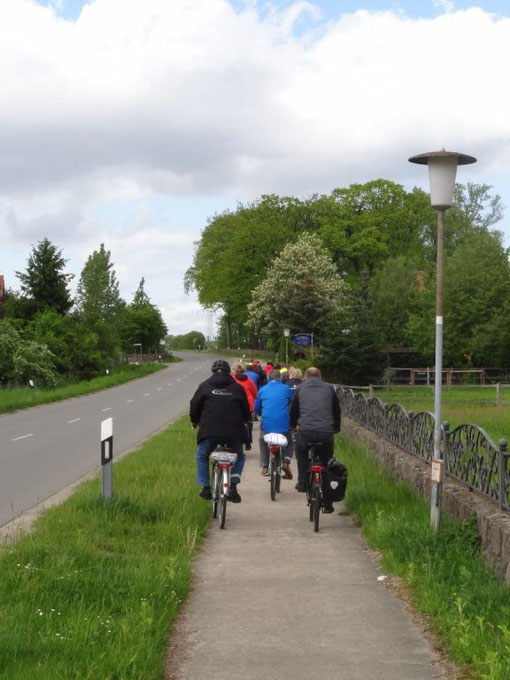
[126, 399, 134, 403]
[144, 393, 150, 397]
[12, 434, 34, 442]
[67, 418, 81, 424]
[176, 379, 181, 382]
[101, 407, 112, 412]
[157, 387, 163, 391]
[168, 382, 173, 386]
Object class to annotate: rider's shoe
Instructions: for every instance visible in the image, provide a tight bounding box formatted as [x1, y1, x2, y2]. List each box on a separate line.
[323, 504, 335, 514]
[282, 462, 293, 480]
[261, 467, 268, 476]
[199, 486, 212, 500]
[228, 486, 242, 503]
[295, 482, 307, 492]
[245, 443, 252, 451]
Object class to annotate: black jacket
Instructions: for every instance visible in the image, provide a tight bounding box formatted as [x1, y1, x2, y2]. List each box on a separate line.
[289, 378, 341, 433]
[190, 372, 251, 442]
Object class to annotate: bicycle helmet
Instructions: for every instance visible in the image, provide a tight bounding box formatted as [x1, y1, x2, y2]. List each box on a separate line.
[211, 360, 231, 373]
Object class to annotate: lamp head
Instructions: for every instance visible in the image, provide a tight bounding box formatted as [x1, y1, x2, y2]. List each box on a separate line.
[409, 149, 476, 210]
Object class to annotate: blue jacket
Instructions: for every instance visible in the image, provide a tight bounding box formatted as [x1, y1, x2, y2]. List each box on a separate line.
[254, 380, 293, 433]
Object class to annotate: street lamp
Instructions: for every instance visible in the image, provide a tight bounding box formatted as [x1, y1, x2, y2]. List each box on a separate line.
[409, 149, 476, 531]
[284, 328, 290, 366]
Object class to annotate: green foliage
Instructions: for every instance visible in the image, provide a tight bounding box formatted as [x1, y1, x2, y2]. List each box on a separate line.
[320, 272, 381, 383]
[407, 230, 510, 365]
[168, 331, 206, 350]
[30, 309, 104, 379]
[120, 280, 167, 353]
[0, 363, 167, 415]
[317, 180, 436, 276]
[0, 320, 58, 386]
[368, 256, 424, 350]
[15, 238, 74, 316]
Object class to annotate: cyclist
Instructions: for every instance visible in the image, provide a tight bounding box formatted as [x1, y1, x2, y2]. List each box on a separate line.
[232, 362, 257, 450]
[190, 360, 251, 503]
[286, 366, 303, 393]
[289, 367, 341, 512]
[255, 369, 294, 479]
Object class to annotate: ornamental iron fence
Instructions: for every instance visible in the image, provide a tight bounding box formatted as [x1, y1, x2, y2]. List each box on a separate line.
[335, 385, 509, 512]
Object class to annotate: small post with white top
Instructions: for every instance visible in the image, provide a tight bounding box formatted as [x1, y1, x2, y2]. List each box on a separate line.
[101, 418, 113, 500]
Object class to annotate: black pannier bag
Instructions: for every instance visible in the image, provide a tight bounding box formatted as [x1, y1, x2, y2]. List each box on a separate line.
[323, 458, 348, 502]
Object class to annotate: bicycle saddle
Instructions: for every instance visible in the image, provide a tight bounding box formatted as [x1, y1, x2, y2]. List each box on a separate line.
[263, 433, 288, 447]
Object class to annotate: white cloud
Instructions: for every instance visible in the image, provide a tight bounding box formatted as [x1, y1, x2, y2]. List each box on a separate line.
[2, 0, 510, 331]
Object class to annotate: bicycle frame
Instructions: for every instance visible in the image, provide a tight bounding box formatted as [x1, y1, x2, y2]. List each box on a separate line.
[210, 448, 237, 529]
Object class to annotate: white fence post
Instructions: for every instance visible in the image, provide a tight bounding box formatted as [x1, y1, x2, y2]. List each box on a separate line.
[101, 418, 113, 500]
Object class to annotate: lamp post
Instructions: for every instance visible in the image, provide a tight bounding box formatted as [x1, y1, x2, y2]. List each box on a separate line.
[284, 328, 290, 366]
[409, 149, 476, 531]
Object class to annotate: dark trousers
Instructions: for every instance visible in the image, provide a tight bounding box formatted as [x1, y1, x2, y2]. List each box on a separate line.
[296, 431, 334, 487]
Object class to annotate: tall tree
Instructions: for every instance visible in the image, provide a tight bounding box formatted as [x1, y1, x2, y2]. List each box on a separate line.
[75, 244, 124, 362]
[406, 230, 510, 366]
[75, 244, 121, 321]
[247, 233, 347, 344]
[120, 279, 167, 353]
[15, 238, 73, 316]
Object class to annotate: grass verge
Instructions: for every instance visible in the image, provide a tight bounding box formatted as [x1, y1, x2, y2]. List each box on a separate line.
[0, 361, 180, 415]
[339, 432, 510, 680]
[0, 415, 208, 680]
[354, 386, 510, 442]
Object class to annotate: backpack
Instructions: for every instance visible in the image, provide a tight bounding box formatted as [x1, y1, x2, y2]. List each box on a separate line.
[323, 458, 348, 502]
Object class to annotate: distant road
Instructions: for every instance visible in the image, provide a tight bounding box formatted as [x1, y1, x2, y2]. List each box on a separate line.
[0, 352, 216, 527]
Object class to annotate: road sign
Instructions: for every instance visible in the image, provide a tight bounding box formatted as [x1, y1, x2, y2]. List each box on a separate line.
[431, 460, 444, 484]
[293, 333, 312, 346]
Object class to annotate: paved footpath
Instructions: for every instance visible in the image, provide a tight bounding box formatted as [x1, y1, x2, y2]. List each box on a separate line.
[167, 428, 452, 680]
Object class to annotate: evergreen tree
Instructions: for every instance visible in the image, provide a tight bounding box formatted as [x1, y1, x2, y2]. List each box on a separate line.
[15, 238, 73, 316]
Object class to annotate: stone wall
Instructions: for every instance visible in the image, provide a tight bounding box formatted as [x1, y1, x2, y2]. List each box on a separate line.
[343, 416, 510, 585]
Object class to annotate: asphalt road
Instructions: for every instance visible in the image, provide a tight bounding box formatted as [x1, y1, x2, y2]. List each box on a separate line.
[0, 352, 215, 528]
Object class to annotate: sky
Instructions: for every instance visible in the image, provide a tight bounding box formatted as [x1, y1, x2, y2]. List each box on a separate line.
[2, 0, 510, 337]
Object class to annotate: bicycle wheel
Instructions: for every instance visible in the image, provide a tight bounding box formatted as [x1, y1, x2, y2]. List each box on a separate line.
[313, 484, 321, 533]
[218, 468, 229, 529]
[308, 475, 314, 521]
[212, 465, 220, 519]
[219, 495, 227, 529]
[275, 452, 282, 494]
[270, 461, 277, 501]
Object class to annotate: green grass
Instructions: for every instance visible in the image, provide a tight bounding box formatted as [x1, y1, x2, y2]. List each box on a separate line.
[0, 361, 180, 415]
[358, 385, 510, 443]
[339, 432, 510, 679]
[0, 416, 209, 680]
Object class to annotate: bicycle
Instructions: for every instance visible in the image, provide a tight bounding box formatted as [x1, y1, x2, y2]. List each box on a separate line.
[306, 441, 325, 532]
[210, 446, 238, 529]
[263, 433, 288, 501]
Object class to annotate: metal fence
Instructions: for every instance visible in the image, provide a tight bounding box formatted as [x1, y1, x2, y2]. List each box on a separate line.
[336, 385, 510, 512]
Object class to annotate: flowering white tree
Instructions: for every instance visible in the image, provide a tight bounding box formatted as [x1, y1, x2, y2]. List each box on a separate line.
[247, 233, 347, 339]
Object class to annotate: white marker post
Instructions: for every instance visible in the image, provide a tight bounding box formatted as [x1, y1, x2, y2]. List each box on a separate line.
[101, 418, 113, 500]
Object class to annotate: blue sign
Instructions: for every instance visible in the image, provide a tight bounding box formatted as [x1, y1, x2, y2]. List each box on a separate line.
[293, 333, 312, 346]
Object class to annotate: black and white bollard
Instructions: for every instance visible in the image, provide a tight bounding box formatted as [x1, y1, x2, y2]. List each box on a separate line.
[101, 418, 113, 500]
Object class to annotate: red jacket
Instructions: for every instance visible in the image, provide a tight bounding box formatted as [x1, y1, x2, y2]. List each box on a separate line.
[233, 374, 258, 411]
